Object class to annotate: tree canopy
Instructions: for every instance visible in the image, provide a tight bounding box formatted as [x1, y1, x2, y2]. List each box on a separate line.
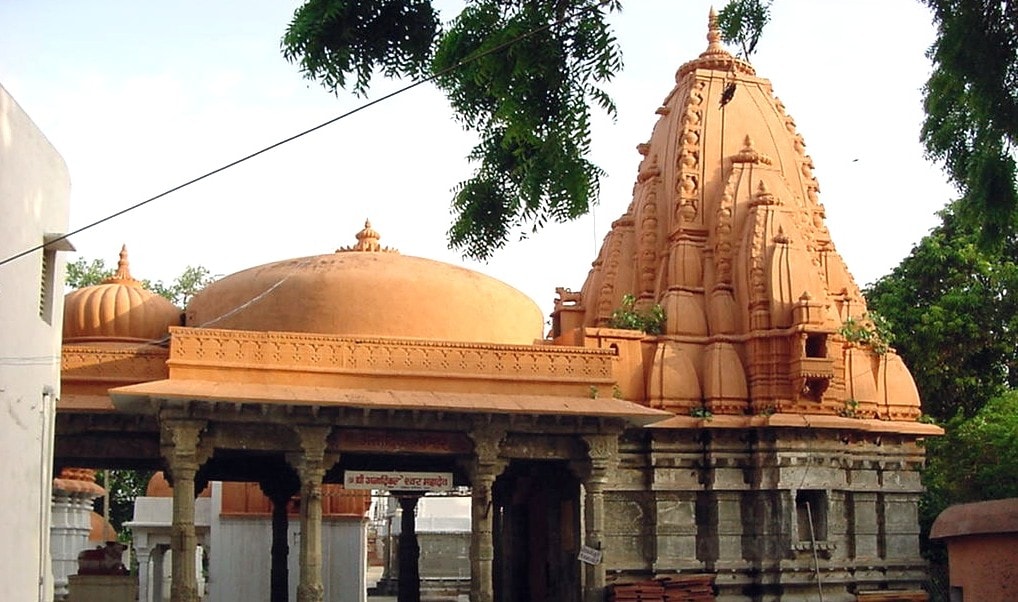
[865, 203, 1018, 420]
[282, 1, 774, 259]
[922, 0, 1018, 246]
[283, 0, 622, 260]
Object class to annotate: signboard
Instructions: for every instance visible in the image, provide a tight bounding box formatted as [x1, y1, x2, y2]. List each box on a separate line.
[577, 545, 603, 565]
[344, 470, 454, 492]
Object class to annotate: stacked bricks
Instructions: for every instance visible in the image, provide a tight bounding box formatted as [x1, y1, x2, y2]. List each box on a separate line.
[607, 574, 715, 602]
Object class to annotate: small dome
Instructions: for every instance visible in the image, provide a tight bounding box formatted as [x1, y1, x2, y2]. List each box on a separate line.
[186, 222, 544, 345]
[88, 511, 117, 543]
[63, 246, 182, 343]
[146, 471, 212, 497]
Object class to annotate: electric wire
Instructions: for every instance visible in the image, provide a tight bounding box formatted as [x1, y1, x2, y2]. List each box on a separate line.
[0, 2, 618, 362]
[0, 1, 611, 270]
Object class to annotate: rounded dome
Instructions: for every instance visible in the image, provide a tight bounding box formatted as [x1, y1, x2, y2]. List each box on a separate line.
[146, 471, 211, 497]
[186, 222, 544, 345]
[88, 511, 117, 543]
[63, 246, 182, 343]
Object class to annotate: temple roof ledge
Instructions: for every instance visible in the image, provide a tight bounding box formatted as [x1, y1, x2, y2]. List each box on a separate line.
[646, 413, 943, 435]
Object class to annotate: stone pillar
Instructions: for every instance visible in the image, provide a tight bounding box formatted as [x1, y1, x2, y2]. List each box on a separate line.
[288, 426, 337, 602]
[581, 434, 618, 602]
[261, 473, 300, 602]
[162, 420, 208, 602]
[467, 427, 505, 602]
[397, 494, 422, 602]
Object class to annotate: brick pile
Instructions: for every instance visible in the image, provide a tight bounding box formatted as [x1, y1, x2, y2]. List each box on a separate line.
[607, 574, 715, 602]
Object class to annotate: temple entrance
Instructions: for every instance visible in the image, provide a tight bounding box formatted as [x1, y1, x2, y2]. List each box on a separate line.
[492, 460, 580, 602]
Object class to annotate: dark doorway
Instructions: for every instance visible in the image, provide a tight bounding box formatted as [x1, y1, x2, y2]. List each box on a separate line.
[492, 461, 580, 602]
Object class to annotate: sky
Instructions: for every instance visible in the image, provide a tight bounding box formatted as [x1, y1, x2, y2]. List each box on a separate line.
[0, 1, 955, 321]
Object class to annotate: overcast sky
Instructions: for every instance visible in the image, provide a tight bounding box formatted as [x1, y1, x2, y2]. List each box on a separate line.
[0, 1, 955, 320]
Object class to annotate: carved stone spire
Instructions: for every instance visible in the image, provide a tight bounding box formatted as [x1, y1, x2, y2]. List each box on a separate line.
[702, 7, 727, 58]
[677, 9, 755, 79]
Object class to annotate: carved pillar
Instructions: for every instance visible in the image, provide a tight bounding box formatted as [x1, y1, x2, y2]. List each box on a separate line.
[467, 427, 506, 602]
[581, 434, 618, 602]
[287, 426, 337, 602]
[162, 420, 208, 602]
[397, 494, 422, 602]
[260, 471, 299, 602]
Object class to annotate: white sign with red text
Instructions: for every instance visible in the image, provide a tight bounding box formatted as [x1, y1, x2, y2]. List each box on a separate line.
[343, 470, 454, 492]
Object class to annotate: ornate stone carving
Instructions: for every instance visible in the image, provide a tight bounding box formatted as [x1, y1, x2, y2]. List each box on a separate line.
[169, 327, 614, 382]
[62, 344, 170, 383]
[335, 219, 398, 254]
[674, 80, 707, 229]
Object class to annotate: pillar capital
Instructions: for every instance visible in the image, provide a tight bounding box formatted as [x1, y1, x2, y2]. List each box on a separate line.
[160, 419, 210, 470]
[573, 433, 619, 488]
[286, 425, 339, 486]
[468, 425, 507, 476]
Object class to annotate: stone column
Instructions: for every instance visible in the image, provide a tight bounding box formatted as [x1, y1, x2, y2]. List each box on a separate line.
[261, 473, 299, 602]
[580, 434, 618, 602]
[467, 427, 506, 602]
[288, 426, 337, 602]
[397, 494, 422, 602]
[162, 420, 208, 602]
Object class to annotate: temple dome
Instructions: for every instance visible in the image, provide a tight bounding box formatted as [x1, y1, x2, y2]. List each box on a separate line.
[63, 246, 182, 343]
[185, 221, 544, 345]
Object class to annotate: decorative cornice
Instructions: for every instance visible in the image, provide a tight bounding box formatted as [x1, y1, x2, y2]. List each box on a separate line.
[166, 327, 615, 384]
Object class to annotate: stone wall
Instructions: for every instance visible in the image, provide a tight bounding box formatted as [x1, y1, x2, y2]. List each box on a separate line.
[604, 427, 927, 601]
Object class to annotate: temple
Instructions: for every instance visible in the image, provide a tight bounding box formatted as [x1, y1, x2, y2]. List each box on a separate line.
[49, 12, 940, 602]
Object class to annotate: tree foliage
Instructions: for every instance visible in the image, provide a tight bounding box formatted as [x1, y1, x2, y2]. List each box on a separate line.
[281, 0, 440, 96]
[65, 257, 114, 289]
[716, 0, 771, 58]
[65, 257, 217, 307]
[918, 390, 1018, 593]
[607, 294, 665, 335]
[922, 0, 1018, 246]
[94, 469, 154, 538]
[865, 204, 1018, 420]
[281, 1, 777, 259]
[282, 0, 622, 260]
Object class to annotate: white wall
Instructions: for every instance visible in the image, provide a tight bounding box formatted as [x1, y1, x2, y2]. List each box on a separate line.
[208, 482, 367, 602]
[0, 82, 71, 601]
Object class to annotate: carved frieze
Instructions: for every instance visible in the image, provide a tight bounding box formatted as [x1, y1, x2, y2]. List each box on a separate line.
[167, 327, 613, 383]
[62, 344, 169, 383]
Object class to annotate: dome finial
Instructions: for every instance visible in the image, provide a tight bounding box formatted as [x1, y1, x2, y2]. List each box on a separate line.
[103, 245, 139, 285]
[702, 7, 727, 58]
[677, 7, 755, 79]
[336, 219, 399, 253]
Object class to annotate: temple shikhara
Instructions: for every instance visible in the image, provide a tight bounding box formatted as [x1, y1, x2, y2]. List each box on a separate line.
[41, 11, 941, 602]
